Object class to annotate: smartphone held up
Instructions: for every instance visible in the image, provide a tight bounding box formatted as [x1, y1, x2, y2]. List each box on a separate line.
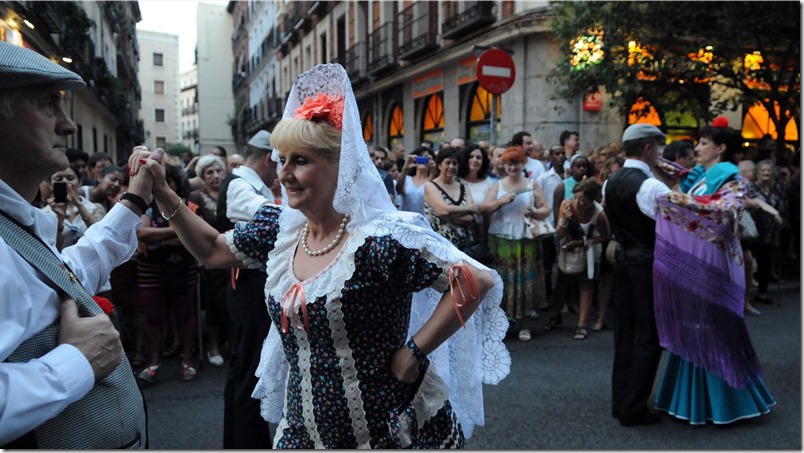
[53, 181, 68, 203]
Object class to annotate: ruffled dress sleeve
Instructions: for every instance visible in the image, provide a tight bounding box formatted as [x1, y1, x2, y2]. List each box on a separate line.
[365, 236, 453, 295]
[225, 204, 282, 269]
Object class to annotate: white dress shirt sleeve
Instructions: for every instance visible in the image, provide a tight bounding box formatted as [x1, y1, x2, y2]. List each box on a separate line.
[636, 178, 672, 220]
[0, 252, 95, 444]
[226, 178, 273, 222]
[60, 203, 142, 294]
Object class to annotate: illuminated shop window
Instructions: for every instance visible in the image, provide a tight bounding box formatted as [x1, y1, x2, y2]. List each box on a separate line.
[468, 83, 501, 144]
[421, 93, 444, 145]
[628, 98, 661, 127]
[742, 101, 798, 142]
[363, 113, 374, 142]
[388, 104, 404, 146]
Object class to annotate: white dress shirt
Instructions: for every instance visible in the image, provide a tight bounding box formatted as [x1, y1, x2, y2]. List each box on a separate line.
[226, 166, 276, 222]
[537, 166, 564, 226]
[524, 157, 546, 181]
[0, 178, 141, 444]
[601, 159, 671, 220]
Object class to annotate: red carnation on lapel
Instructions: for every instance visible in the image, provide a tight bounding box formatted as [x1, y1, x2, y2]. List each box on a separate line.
[92, 296, 114, 315]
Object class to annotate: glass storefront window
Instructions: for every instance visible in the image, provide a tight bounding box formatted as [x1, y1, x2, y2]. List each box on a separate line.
[468, 83, 501, 143]
[422, 93, 444, 145]
[742, 101, 798, 142]
[388, 104, 404, 145]
[363, 113, 373, 142]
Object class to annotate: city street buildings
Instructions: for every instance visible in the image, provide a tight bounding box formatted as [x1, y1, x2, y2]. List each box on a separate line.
[180, 65, 200, 151]
[0, 1, 143, 164]
[137, 30, 180, 150]
[228, 1, 798, 154]
[196, 2, 236, 156]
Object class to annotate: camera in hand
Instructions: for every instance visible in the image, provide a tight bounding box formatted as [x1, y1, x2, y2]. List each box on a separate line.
[415, 156, 429, 165]
[53, 181, 68, 203]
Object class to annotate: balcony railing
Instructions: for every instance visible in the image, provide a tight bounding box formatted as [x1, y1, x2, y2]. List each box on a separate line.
[308, 1, 327, 16]
[182, 129, 200, 140]
[398, 2, 439, 61]
[30, 2, 65, 34]
[181, 106, 198, 116]
[367, 21, 398, 75]
[343, 42, 367, 81]
[441, 1, 496, 40]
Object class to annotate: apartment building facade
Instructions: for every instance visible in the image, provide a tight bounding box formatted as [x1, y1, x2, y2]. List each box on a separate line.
[137, 30, 180, 150]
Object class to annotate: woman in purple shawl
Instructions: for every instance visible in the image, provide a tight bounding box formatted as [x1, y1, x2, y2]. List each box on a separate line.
[653, 121, 775, 425]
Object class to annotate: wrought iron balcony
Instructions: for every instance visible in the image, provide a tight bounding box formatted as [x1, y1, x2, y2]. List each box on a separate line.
[367, 21, 398, 76]
[398, 2, 439, 61]
[30, 2, 65, 34]
[308, 1, 327, 16]
[441, 1, 496, 40]
[343, 42, 367, 81]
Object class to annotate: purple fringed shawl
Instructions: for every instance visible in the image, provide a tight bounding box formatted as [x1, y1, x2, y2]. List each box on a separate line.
[653, 181, 762, 389]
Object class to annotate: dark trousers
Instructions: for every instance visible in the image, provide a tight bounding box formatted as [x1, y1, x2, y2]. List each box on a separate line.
[752, 244, 773, 295]
[223, 269, 272, 449]
[542, 235, 557, 300]
[611, 262, 662, 420]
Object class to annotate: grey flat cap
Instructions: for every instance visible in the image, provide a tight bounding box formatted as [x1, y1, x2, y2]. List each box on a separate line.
[247, 130, 272, 151]
[622, 123, 666, 142]
[0, 41, 85, 91]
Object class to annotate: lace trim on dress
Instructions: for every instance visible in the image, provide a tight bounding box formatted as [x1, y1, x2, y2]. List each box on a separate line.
[327, 296, 372, 448]
[293, 327, 324, 448]
[224, 227, 263, 269]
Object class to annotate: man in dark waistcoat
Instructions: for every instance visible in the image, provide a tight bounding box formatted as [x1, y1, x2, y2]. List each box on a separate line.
[218, 130, 278, 448]
[0, 41, 148, 448]
[603, 124, 672, 427]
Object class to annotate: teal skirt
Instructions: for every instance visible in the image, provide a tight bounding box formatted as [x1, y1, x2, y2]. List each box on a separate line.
[655, 353, 776, 425]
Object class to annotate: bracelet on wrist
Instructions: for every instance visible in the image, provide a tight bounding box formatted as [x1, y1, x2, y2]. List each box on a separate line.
[120, 192, 149, 214]
[405, 338, 427, 363]
[161, 199, 183, 222]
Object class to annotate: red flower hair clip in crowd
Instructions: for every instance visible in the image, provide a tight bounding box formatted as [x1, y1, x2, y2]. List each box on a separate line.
[712, 116, 729, 128]
[294, 93, 345, 130]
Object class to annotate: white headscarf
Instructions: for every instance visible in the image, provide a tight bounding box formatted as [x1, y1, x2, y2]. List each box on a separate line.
[258, 64, 510, 439]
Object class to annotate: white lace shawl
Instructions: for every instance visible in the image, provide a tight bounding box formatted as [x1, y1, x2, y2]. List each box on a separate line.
[254, 64, 511, 439]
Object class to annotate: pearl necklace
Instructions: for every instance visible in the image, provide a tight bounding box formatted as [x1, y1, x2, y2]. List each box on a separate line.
[301, 214, 350, 256]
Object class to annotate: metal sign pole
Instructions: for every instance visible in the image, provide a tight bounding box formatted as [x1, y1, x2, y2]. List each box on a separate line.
[490, 94, 498, 147]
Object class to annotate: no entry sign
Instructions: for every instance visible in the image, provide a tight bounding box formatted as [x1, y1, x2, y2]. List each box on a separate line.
[476, 48, 516, 94]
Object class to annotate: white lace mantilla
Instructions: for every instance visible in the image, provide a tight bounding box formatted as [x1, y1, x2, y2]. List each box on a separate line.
[251, 210, 510, 440]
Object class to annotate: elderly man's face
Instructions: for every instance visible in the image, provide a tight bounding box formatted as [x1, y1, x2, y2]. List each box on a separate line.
[227, 154, 244, 172]
[450, 138, 465, 150]
[0, 86, 76, 182]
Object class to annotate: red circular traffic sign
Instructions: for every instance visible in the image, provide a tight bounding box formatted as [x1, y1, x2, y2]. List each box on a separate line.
[476, 48, 516, 94]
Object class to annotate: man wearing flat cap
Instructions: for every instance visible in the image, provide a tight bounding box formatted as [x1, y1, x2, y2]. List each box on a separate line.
[603, 123, 672, 427]
[0, 42, 148, 447]
[216, 129, 278, 448]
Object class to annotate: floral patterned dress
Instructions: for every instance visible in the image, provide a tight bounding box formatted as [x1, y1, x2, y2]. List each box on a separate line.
[424, 181, 477, 250]
[227, 205, 465, 448]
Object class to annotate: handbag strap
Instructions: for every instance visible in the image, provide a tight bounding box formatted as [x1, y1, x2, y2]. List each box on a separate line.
[0, 210, 100, 317]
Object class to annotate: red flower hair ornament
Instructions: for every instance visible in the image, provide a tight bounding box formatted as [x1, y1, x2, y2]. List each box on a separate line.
[293, 93, 345, 130]
[712, 116, 729, 128]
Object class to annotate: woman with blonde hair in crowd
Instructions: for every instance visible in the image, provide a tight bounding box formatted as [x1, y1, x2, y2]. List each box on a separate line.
[484, 146, 550, 341]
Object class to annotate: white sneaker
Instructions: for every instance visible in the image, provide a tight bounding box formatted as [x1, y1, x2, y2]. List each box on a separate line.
[518, 329, 532, 341]
[528, 310, 540, 319]
[207, 352, 224, 366]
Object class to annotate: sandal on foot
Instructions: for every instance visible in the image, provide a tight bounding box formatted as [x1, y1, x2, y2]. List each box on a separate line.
[591, 321, 606, 331]
[543, 316, 562, 331]
[181, 362, 197, 382]
[137, 364, 160, 385]
[574, 327, 588, 340]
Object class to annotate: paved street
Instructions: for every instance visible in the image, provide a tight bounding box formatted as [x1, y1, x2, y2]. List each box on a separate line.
[141, 277, 801, 449]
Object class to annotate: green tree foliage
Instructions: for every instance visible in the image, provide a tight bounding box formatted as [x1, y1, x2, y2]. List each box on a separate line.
[164, 143, 192, 157]
[548, 1, 800, 147]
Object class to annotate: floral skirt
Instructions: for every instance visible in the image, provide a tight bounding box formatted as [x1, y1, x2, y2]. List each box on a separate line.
[655, 353, 776, 425]
[488, 235, 547, 322]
